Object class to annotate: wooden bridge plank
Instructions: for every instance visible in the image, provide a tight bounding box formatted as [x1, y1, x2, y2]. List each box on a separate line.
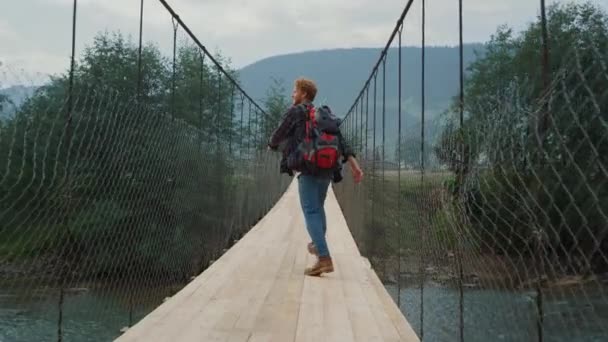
[115, 180, 419, 342]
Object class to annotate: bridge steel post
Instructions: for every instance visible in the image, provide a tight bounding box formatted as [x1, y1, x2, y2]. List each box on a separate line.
[456, 0, 466, 341]
[229, 85, 235, 156]
[534, 1, 550, 341]
[57, 1, 78, 341]
[199, 52, 206, 143]
[353, 98, 358, 209]
[397, 23, 404, 310]
[420, 0, 428, 339]
[371, 72, 377, 277]
[136, 0, 144, 101]
[247, 101, 253, 226]
[363, 86, 370, 250]
[171, 18, 178, 120]
[381, 57, 387, 278]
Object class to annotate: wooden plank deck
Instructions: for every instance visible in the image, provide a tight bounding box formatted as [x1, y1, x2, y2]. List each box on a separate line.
[115, 180, 419, 342]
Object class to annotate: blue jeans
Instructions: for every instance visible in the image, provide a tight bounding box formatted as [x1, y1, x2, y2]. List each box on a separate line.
[298, 174, 331, 258]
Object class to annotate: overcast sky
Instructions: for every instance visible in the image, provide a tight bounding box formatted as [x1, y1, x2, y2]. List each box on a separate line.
[1, 0, 606, 86]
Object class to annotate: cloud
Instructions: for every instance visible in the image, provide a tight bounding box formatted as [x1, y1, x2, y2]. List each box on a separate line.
[33, 0, 414, 64]
[0, 21, 17, 40]
[1, 0, 607, 83]
[0, 52, 62, 87]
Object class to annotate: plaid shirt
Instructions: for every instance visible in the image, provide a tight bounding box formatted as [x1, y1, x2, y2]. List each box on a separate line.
[268, 101, 355, 176]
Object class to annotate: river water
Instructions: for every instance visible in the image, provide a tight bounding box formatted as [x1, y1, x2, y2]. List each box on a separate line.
[1, 282, 607, 341]
[385, 283, 608, 342]
[0, 285, 155, 342]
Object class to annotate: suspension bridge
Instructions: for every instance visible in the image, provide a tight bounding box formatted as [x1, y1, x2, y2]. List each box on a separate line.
[0, 0, 607, 341]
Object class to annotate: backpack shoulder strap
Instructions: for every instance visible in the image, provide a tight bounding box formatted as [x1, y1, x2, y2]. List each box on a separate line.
[304, 102, 314, 110]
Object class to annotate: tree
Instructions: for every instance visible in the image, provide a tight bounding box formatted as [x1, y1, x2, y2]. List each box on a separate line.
[260, 77, 290, 147]
[435, 2, 608, 272]
[0, 93, 7, 113]
[0, 30, 245, 282]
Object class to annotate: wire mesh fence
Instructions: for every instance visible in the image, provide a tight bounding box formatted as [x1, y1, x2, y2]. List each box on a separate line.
[334, 0, 608, 341]
[0, 1, 289, 341]
[2, 0, 608, 341]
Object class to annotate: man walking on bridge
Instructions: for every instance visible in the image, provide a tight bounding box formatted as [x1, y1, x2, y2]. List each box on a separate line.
[268, 78, 363, 277]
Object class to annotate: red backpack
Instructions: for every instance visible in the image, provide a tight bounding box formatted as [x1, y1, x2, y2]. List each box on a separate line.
[301, 104, 342, 172]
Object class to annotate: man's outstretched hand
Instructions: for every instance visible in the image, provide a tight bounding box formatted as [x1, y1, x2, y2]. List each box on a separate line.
[348, 156, 364, 184]
[352, 167, 363, 184]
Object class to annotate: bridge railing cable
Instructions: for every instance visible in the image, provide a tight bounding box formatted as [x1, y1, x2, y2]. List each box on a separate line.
[0, 1, 289, 341]
[334, 0, 608, 341]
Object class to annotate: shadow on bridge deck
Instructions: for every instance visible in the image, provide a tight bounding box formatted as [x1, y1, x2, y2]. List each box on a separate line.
[115, 180, 418, 342]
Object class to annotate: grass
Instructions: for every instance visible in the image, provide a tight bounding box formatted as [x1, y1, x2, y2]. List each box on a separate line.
[339, 171, 446, 234]
[367, 170, 456, 251]
[340, 169, 557, 289]
[0, 224, 65, 262]
[337, 169, 482, 284]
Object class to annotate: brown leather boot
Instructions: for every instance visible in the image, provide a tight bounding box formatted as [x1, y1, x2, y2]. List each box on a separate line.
[304, 256, 334, 276]
[307, 242, 318, 256]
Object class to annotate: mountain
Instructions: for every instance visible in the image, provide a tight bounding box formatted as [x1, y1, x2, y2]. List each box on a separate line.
[0, 85, 37, 120]
[238, 44, 485, 155]
[238, 44, 484, 117]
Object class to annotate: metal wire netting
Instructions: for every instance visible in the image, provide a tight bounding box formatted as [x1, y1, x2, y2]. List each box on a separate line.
[0, 1, 290, 341]
[334, 1, 608, 341]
